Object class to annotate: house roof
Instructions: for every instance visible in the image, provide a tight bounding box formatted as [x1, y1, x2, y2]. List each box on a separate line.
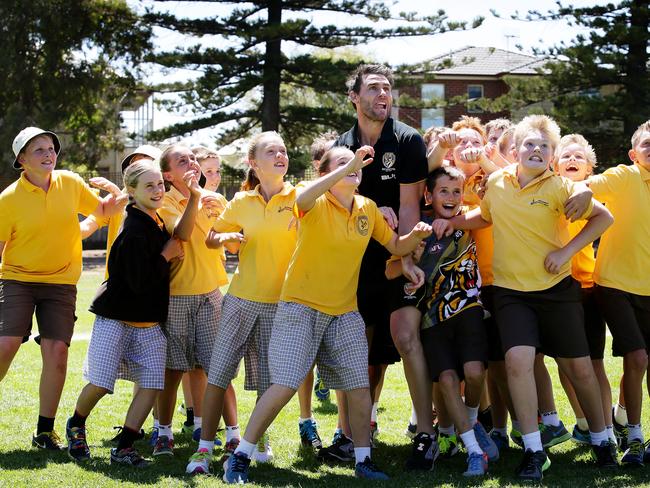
[424, 46, 546, 77]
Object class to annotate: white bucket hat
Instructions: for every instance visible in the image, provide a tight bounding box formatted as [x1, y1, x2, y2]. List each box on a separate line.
[12, 127, 61, 170]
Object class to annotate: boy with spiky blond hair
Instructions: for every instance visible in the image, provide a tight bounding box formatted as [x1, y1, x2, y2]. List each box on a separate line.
[587, 120, 650, 466]
[434, 115, 617, 481]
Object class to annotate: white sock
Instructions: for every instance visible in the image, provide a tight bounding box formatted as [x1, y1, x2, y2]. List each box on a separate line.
[193, 416, 202, 432]
[512, 420, 522, 432]
[153, 418, 159, 429]
[299, 417, 314, 424]
[606, 425, 616, 444]
[439, 424, 456, 436]
[576, 417, 589, 431]
[541, 411, 560, 427]
[614, 403, 628, 425]
[590, 429, 608, 446]
[226, 425, 240, 442]
[198, 439, 213, 452]
[158, 424, 173, 439]
[627, 423, 643, 443]
[459, 429, 482, 456]
[522, 431, 543, 452]
[354, 447, 371, 464]
[466, 405, 479, 426]
[234, 439, 256, 458]
[410, 405, 418, 425]
[371, 402, 379, 423]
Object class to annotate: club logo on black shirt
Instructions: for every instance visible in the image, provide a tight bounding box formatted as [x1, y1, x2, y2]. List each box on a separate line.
[382, 152, 396, 169]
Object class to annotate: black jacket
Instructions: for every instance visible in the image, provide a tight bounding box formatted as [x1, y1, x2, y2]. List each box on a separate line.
[90, 204, 171, 322]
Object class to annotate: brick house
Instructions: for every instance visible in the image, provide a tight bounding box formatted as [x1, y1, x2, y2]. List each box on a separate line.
[393, 46, 546, 129]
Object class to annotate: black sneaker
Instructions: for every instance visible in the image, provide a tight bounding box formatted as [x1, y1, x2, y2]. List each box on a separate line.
[66, 417, 90, 462]
[317, 434, 354, 462]
[621, 438, 644, 467]
[32, 430, 64, 450]
[110, 447, 149, 468]
[355, 456, 389, 480]
[478, 406, 493, 433]
[515, 449, 550, 481]
[612, 408, 629, 452]
[110, 425, 145, 445]
[592, 440, 618, 468]
[406, 432, 439, 470]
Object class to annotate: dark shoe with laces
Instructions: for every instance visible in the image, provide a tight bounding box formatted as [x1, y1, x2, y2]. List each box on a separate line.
[223, 451, 251, 483]
[318, 433, 354, 462]
[406, 432, 438, 470]
[355, 456, 389, 480]
[621, 438, 644, 467]
[591, 440, 618, 468]
[111, 447, 149, 468]
[66, 417, 90, 462]
[540, 421, 571, 449]
[111, 425, 145, 445]
[515, 449, 550, 481]
[612, 408, 628, 452]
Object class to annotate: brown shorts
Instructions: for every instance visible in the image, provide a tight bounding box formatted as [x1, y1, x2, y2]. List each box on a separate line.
[0, 280, 77, 345]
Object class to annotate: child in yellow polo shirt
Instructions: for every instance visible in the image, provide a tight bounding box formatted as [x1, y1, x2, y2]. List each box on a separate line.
[186, 132, 297, 475]
[222, 145, 432, 483]
[0, 127, 123, 449]
[436, 115, 616, 481]
[587, 120, 650, 466]
[154, 144, 229, 456]
[552, 134, 616, 446]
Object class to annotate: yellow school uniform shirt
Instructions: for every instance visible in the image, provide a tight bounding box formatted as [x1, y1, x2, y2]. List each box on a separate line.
[213, 182, 296, 303]
[89, 210, 125, 279]
[0, 170, 100, 284]
[589, 162, 650, 295]
[567, 219, 596, 288]
[159, 186, 228, 295]
[281, 192, 394, 316]
[480, 165, 593, 292]
[464, 171, 495, 286]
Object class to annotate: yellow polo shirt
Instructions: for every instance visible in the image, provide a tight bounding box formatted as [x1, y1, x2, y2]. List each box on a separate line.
[88, 210, 125, 279]
[590, 162, 650, 295]
[463, 171, 495, 286]
[281, 192, 394, 315]
[480, 165, 593, 292]
[0, 170, 100, 284]
[213, 183, 296, 303]
[159, 186, 228, 295]
[566, 219, 596, 288]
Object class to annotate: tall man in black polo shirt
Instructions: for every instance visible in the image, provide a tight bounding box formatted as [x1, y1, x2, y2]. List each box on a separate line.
[334, 64, 435, 469]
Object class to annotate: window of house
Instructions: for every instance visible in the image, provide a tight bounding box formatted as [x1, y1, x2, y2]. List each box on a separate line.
[467, 84, 484, 113]
[421, 83, 445, 129]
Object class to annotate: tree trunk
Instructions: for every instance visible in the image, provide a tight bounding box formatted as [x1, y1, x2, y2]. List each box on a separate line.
[261, 0, 282, 131]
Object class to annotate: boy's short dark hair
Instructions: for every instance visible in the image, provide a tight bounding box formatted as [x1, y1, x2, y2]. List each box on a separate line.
[426, 166, 465, 192]
[346, 64, 394, 94]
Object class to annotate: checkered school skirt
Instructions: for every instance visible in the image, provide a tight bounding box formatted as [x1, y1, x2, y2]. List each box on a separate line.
[207, 295, 277, 395]
[268, 301, 369, 391]
[164, 289, 222, 372]
[83, 315, 167, 392]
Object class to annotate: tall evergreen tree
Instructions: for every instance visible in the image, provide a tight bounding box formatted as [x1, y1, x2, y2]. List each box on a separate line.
[494, 1, 649, 168]
[145, 1, 482, 170]
[0, 0, 152, 179]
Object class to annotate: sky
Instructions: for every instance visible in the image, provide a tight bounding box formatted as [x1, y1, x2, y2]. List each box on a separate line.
[126, 0, 605, 142]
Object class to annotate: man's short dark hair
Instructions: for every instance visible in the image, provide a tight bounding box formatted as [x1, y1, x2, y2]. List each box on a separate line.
[346, 64, 394, 94]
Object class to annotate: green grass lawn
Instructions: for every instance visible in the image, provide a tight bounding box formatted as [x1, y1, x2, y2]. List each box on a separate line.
[2, 270, 650, 487]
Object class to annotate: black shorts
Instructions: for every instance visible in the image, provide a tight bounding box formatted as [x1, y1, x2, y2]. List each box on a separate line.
[595, 285, 650, 357]
[358, 276, 401, 365]
[481, 285, 504, 362]
[493, 277, 590, 358]
[387, 276, 427, 314]
[420, 306, 487, 382]
[582, 287, 606, 360]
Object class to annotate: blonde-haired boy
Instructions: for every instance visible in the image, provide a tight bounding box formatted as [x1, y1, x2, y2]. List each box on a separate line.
[435, 114, 617, 480]
[587, 120, 650, 466]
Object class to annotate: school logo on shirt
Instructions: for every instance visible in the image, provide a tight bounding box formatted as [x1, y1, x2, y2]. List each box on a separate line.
[530, 199, 549, 207]
[356, 215, 369, 236]
[382, 152, 396, 169]
[277, 206, 293, 213]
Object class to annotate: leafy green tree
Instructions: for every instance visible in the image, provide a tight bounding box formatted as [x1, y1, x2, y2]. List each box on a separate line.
[0, 0, 152, 179]
[145, 1, 482, 172]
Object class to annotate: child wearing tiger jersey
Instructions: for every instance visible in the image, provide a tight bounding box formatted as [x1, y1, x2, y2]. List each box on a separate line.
[221, 146, 431, 483]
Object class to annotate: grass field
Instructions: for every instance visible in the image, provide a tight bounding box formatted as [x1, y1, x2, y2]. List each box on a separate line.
[1, 270, 650, 487]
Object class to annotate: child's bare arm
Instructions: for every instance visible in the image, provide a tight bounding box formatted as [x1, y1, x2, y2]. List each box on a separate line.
[427, 131, 458, 172]
[385, 259, 403, 280]
[544, 201, 613, 274]
[80, 217, 100, 239]
[449, 208, 490, 231]
[384, 222, 432, 256]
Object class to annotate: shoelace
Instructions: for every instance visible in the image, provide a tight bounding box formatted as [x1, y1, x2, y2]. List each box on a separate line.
[231, 453, 249, 473]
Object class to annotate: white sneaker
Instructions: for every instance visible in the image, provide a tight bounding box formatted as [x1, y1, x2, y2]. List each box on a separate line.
[253, 433, 273, 463]
[186, 448, 211, 474]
